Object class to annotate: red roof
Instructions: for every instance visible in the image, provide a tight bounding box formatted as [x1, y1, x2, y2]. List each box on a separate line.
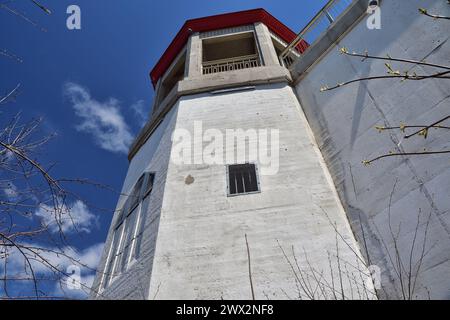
[149, 8, 307, 87]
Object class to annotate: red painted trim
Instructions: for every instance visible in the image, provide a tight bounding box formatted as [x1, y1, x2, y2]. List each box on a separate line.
[149, 8, 308, 87]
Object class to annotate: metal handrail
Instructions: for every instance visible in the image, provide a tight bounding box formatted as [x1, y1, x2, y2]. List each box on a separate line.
[202, 54, 261, 75]
[279, 0, 353, 67]
[202, 54, 260, 67]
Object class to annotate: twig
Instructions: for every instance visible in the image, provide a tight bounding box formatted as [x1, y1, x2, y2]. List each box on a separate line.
[0, 49, 23, 63]
[30, 0, 51, 15]
[321, 70, 450, 92]
[340, 49, 450, 70]
[0, 3, 47, 32]
[363, 150, 450, 165]
[245, 234, 255, 300]
[404, 115, 450, 139]
[419, 8, 450, 20]
[0, 84, 21, 105]
[320, 48, 450, 91]
[277, 240, 314, 299]
[375, 124, 450, 133]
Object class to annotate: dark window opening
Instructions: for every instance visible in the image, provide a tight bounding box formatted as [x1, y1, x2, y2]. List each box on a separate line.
[155, 51, 186, 107]
[129, 175, 144, 214]
[202, 32, 257, 62]
[202, 32, 262, 75]
[228, 163, 259, 196]
[143, 173, 154, 199]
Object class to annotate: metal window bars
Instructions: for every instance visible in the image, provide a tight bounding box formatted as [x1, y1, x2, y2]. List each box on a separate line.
[227, 163, 260, 196]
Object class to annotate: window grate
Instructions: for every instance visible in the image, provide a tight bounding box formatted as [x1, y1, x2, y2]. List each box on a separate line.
[227, 163, 260, 196]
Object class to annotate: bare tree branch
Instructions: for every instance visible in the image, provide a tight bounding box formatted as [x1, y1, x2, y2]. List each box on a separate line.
[244, 234, 255, 300]
[362, 150, 450, 165]
[320, 70, 450, 92]
[0, 3, 47, 32]
[419, 8, 450, 20]
[0, 49, 23, 63]
[403, 115, 450, 139]
[338, 49, 450, 70]
[0, 84, 21, 105]
[29, 0, 51, 15]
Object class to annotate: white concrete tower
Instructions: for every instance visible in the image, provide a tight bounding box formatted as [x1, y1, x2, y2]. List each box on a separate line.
[91, 9, 373, 300]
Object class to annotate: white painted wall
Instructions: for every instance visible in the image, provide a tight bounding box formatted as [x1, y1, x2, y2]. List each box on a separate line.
[146, 83, 373, 299]
[92, 13, 385, 299]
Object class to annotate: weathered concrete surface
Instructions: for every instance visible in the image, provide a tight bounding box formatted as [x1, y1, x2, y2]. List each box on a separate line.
[90, 107, 179, 299]
[293, 0, 450, 299]
[94, 9, 395, 299]
[185, 32, 202, 79]
[92, 83, 373, 300]
[254, 22, 280, 67]
[129, 65, 292, 160]
[146, 83, 372, 300]
[129, 23, 292, 161]
[291, 0, 368, 82]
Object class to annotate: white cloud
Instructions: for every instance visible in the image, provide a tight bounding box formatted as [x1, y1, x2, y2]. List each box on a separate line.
[2, 182, 18, 200]
[0, 149, 15, 163]
[64, 82, 134, 154]
[35, 200, 97, 234]
[50, 243, 104, 299]
[1, 242, 104, 299]
[76, 242, 104, 269]
[53, 273, 97, 299]
[2, 242, 104, 274]
[130, 99, 148, 128]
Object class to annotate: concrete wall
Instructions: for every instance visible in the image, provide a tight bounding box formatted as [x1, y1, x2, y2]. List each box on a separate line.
[146, 83, 372, 300]
[91, 106, 178, 299]
[93, 14, 393, 300]
[293, 0, 450, 299]
[129, 22, 291, 161]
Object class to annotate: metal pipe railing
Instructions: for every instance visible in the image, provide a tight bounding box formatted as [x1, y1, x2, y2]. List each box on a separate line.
[279, 0, 354, 68]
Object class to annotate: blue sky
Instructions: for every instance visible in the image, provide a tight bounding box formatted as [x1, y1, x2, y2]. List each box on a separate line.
[0, 0, 328, 298]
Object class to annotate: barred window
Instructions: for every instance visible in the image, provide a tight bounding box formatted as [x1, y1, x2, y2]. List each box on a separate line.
[227, 163, 260, 196]
[101, 172, 155, 289]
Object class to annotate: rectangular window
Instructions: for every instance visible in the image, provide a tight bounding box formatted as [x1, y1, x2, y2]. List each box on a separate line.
[129, 172, 154, 261]
[120, 205, 138, 271]
[227, 163, 260, 196]
[101, 172, 156, 290]
[131, 195, 149, 260]
[102, 230, 119, 289]
[129, 175, 144, 214]
[110, 221, 126, 280]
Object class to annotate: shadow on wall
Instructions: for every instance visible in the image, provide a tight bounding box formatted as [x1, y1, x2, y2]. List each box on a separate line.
[293, 0, 450, 299]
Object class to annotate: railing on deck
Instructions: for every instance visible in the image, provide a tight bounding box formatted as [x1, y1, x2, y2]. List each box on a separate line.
[279, 0, 354, 68]
[202, 54, 261, 75]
